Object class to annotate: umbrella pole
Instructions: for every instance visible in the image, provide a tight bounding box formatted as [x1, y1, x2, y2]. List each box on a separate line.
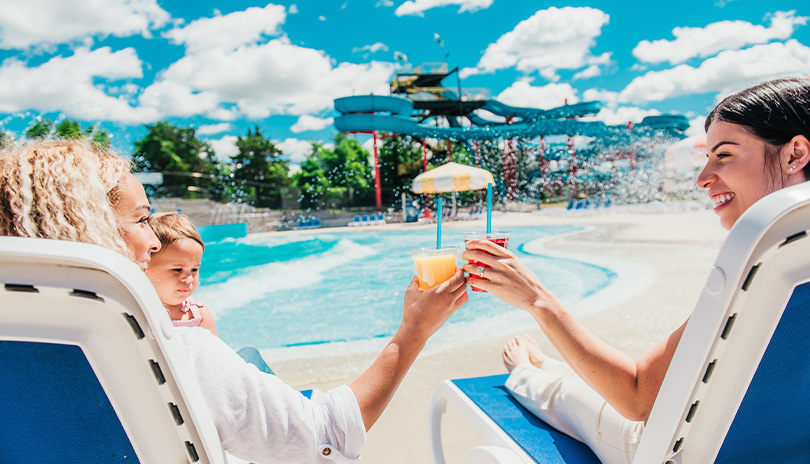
[452, 191, 457, 216]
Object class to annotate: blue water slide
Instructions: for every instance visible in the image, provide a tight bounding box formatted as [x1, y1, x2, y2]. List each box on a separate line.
[637, 114, 690, 132]
[334, 113, 420, 133]
[481, 100, 602, 120]
[334, 112, 611, 140]
[333, 95, 686, 142]
[334, 95, 413, 115]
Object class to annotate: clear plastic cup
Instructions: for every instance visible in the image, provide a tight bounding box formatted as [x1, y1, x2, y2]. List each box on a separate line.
[462, 231, 511, 292]
[410, 247, 459, 290]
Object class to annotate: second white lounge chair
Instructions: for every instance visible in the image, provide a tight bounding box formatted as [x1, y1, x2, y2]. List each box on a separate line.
[431, 181, 810, 463]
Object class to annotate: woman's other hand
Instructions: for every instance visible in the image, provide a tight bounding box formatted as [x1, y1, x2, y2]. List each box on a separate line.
[401, 267, 468, 342]
[461, 239, 561, 314]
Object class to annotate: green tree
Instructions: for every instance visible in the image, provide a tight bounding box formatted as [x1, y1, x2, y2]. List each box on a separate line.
[230, 127, 289, 208]
[291, 134, 374, 208]
[0, 130, 10, 149]
[319, 133, 373, 199]
[25, 118, 111, 149]
[377, 134, 424, 204]
[132, 121, 217, 198]
[291, 155, 330, 208]
[25, 119, 54, 139]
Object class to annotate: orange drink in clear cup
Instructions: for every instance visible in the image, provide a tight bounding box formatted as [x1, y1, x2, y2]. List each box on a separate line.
[462, 231, 511, 292]
[410, 247, 459, 290]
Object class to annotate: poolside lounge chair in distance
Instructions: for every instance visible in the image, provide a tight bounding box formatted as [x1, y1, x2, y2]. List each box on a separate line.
[0, 237, 227, 463]
[430, 181, 810, 464]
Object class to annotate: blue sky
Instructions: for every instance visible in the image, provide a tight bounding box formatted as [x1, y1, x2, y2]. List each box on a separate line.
[0, 0, 808, 166]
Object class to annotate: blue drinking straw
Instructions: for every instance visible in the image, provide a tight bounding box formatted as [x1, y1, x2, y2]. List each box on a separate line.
[436, 197, 443, 249]
[486, 183, 492, 234]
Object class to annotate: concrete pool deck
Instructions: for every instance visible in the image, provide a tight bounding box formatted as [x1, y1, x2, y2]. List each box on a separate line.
[262, 204, 727, 463]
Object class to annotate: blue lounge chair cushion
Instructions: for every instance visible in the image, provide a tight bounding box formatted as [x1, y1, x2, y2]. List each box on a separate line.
[716, 281, 810, 463]
[452, 374, 600, 463]
[0, 340, 138, 463]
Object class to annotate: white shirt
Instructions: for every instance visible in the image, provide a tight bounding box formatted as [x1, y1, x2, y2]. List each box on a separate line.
[175, 327, 366, 463]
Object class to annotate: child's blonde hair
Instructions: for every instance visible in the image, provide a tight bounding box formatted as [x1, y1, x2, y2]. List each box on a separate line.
[147, 212, 205, 251]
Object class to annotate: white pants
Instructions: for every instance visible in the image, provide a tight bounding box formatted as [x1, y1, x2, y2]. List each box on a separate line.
[505, 360, 644, 464]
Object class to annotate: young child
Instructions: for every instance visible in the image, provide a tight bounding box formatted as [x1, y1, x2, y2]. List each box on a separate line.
[146, 212, 217, 335]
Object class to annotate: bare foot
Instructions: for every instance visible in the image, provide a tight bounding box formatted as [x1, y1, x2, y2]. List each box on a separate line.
[523, 336, 548, 368]
[502, 335, 548, 373]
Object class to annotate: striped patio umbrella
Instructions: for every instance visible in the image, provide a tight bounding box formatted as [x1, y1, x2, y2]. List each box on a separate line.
[412, 162, 495, 193]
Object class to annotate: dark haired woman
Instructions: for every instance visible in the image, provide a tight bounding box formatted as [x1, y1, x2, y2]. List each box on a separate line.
[463, 77, 810, 463]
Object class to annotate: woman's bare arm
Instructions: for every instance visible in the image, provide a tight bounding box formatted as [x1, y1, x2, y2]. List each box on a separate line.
[349, 269, 468, 430]
[463, 239, 686, 421]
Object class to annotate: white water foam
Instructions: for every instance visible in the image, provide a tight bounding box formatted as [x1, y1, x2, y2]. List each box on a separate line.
[195, 238, 378, 317]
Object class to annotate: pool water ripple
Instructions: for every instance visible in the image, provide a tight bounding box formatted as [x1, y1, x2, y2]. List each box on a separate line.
[194, 225, 615, 351]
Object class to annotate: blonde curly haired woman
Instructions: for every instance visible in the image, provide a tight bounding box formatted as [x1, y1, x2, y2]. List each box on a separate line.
[0, 138, 468, 463]
[0, 139, 158, 267]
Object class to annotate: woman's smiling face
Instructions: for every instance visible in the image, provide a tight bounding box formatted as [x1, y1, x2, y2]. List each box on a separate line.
[696, 121, 778, 230]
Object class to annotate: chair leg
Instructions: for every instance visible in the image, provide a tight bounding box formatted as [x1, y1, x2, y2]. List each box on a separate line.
[430, 394, 449, 464]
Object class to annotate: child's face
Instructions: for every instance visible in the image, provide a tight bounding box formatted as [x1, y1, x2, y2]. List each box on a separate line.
[145, 238, 203, 307]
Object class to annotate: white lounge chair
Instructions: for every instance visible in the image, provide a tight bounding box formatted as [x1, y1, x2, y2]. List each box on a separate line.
[0, 237, 227, 463]
[430, 181, 810, 464]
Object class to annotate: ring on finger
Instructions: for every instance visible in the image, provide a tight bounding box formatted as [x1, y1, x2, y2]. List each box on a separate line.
[477, 265, 485, 278]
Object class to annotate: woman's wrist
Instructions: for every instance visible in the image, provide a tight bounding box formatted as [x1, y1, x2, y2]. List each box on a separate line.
[526, 289, 559, 320]
[392, 323, 429, 351]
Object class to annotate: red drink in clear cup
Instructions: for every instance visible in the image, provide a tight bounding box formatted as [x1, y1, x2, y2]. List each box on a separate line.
[463, 231, 511, 292]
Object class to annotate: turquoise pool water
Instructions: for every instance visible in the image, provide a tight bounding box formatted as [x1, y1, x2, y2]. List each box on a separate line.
[194, 225, 616, 351]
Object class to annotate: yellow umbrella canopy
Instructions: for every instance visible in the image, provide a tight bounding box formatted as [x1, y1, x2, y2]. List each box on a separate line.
[412, 162, 495, 194]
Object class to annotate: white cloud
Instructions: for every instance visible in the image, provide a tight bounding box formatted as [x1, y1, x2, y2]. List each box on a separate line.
[290, 115, 334, 133]
[278, 137, 315, 164]
[0, 47, 157, 123]
[395, 0, 492, 17]
[496, 81, 578, 109]
[207, 135, 239, 162]
[144, 37, 394, 119]
[474, 7, 610, 80]
[142, 6, 397, 121]
[685, 116, 707, 138]
[620, 40, 810, 104]
[632, 10, 808, 65]
[163, 4, 286, 54]
[588, 106, 660, 126]
[459, 66, 480, 79]
[0, 0, 170, 50]
[582, 88, 620, 104]
[289, 4, 298, 14]
[138, 80, 226, 119]
[352, 42, 389, 54]
[197, 122, 232, 135]
[573, 65, 601, 80]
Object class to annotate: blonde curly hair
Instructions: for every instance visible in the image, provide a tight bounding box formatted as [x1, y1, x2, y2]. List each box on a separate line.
[0, 139, 132, 257]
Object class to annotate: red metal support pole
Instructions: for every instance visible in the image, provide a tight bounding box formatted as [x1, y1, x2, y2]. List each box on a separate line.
[539, 135, 547, 184]
[422, 138, 429, 172]
[567, 135, 577, 199]
[373, 130, 382, 211]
